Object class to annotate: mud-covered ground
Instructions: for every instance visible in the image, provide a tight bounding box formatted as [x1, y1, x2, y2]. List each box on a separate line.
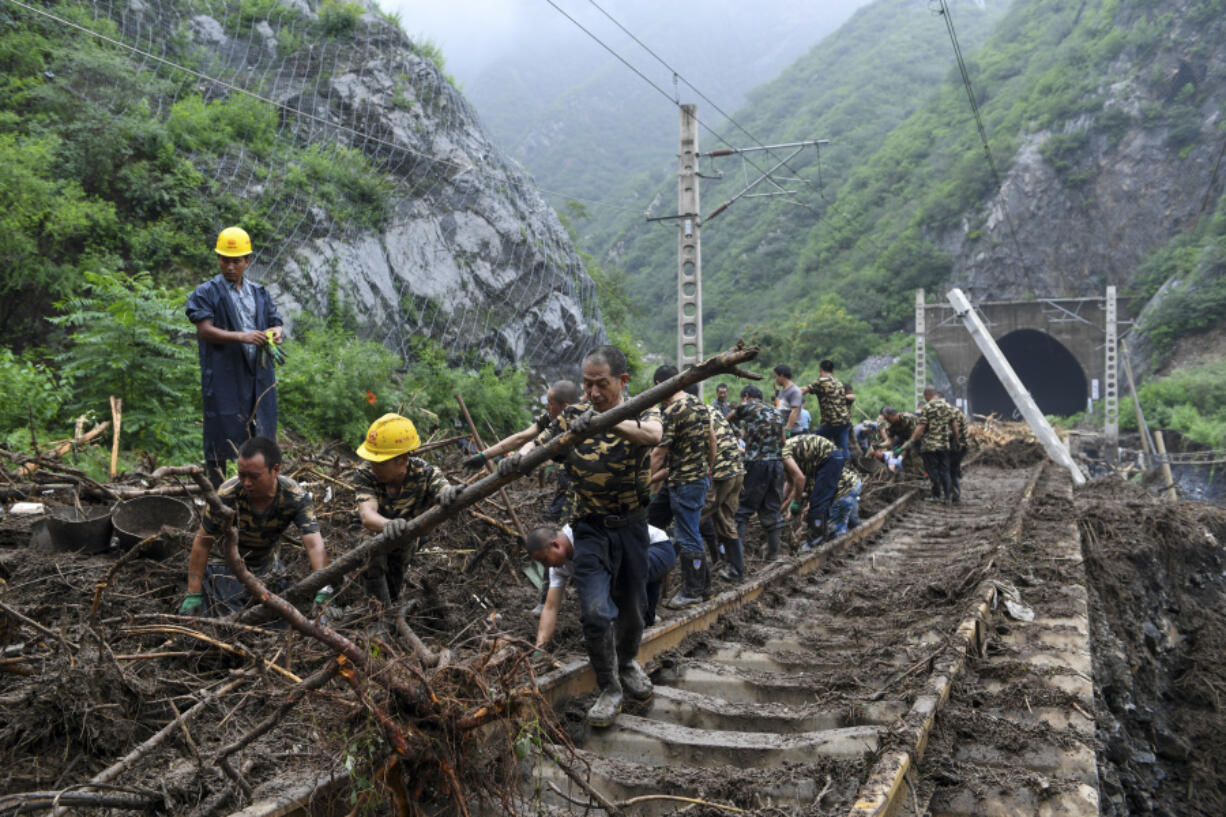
[1078, 478, 1226, 817]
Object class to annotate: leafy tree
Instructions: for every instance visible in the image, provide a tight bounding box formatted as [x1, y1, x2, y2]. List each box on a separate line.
[50, 267, 200, 461]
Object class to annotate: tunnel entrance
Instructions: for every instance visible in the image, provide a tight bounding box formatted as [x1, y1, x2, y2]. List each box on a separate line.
[968, 329, 1087, 418]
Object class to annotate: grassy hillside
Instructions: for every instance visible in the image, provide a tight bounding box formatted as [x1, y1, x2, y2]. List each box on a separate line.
[592, 0, 1226, 368]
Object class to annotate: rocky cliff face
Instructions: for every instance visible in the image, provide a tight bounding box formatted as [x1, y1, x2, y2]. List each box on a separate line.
[939, 6, 1226, 304]
[139, 0, 605, 372]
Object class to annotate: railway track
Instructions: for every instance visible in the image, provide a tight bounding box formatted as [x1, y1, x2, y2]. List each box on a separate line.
[525, 460, 1100, 816]
[232, 458, 1099, 817]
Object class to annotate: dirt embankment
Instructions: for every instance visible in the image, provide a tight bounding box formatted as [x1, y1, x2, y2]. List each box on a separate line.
[1078, 479, 1226, 817]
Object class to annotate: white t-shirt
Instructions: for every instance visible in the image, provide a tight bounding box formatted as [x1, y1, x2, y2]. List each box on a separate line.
[548, 524, 669, 589]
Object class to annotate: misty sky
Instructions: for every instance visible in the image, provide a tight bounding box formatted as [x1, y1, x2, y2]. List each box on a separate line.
[382, 0, 588, 83]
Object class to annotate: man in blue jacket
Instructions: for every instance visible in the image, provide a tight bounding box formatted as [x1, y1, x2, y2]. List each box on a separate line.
[186, 227, 285, 488]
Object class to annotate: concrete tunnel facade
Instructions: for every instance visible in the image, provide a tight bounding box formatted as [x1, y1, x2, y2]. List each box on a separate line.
[922, 296, 1131, 420]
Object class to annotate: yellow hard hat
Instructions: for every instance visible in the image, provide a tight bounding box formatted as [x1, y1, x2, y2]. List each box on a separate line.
[357, 413, 420, 461]
[215, 226, 253, 257]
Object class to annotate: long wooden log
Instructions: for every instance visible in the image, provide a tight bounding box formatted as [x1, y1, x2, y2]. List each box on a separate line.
[232, 342, 760, 622]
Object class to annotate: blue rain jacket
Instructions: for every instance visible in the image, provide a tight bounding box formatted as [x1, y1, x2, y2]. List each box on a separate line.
[185, 274, 283, 461]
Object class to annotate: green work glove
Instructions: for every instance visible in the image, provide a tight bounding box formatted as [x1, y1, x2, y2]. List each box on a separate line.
[179, 592, 204, 615]
[461, 451, 488, 471]
[789, 500, 802, 514]
[313, 585, 335, 606]
[311, 585, 336, 626]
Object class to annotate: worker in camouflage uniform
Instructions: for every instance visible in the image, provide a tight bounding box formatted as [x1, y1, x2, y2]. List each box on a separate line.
[354, 414, 463, 605]
[704, 406, 747, 583]
[712, 383, 733, 420]
[828, 464, 862, 537]
[534, 345, 663, 727]
[650, 365, 716, 609]
[461, 379, 580, 523]
[901, 386, 958, 502]
[780, 432, 845, 549]
[181, 437, 331, 618]
[801, 360, 855, 460]
[948, 401, 969, 503]
[880, 406, 922, 476]
[728, 385, 786, 561]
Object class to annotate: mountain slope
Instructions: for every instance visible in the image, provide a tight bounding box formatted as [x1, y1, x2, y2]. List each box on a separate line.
[594, 0, 1226, 364]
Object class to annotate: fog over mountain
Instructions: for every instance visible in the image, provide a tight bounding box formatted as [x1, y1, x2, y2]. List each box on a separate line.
[387, 0, 871, 205]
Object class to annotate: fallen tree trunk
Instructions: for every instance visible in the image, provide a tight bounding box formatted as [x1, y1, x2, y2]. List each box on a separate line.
[235, 342, 761, 622]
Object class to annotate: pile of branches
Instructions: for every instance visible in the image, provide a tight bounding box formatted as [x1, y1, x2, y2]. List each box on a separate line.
[0, 343, 764, 816]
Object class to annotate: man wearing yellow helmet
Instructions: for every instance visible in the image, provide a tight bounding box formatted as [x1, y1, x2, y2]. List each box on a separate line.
[354, 413, 462, 605]
[185, 227, 285, 488]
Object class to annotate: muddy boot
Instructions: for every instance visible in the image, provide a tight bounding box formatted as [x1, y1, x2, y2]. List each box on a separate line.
[718, 537, 745, 582]
[587, 677, 624, 727]
[801, 517, 828, 552]
[586, 629, 623, 727]
[619, 659, 653, 701]
[764, 526, 781, 562]
[664, 555, 705, 609]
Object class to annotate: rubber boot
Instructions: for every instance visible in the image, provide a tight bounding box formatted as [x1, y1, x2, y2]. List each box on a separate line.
[802, 517, 828, 552]
[586, 628, 624, 727]
[664, 555, 705, 609]
[718, 537, 745, 582]
[619, 659, 653, 700]
[764, 526, 781, 562]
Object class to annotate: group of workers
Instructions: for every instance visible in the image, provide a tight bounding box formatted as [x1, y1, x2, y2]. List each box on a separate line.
[179, 226, 969, 727]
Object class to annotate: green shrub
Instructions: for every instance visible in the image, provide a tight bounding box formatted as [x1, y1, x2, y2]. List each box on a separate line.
[0, 348, 69, 446]
[50, 267, 200, 462]
[316, 0, 364, 37]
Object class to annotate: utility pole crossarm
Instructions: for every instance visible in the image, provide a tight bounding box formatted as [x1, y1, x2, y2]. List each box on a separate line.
[946, 288, 1086, 485]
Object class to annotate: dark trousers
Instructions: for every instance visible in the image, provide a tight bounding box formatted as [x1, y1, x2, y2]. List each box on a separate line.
[547, 470, 571, 522]
[817, 423, 851, 462]
[203, 554, 285, 617]
[805, 452, 845, 529]
[572, 516, 649, 684]
[364, 540, 415, 604]
[648, 485, 673, 530]
[949, 446, 965, 497]
[735, 460, 784, 533]
[922, 450, 952, 498]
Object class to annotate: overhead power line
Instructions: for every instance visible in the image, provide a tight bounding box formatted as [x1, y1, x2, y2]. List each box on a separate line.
[936, 0, 1035, 286]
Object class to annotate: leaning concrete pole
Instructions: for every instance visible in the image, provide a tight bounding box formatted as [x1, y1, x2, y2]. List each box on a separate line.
[947, 288, 1085, 485]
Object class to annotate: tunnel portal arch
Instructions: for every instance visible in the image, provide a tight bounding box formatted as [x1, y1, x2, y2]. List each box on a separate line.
[968, 329, 1088, 418]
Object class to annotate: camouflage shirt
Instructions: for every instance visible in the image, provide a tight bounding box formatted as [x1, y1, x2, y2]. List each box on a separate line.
[834, 464, 861, 501]
[729, 400, 783, 462]
[659, 391, 712, 486]
[710, 409, 745, 481]
[782, 433, 837, 477]
[353, 459, 449, 521]
[885, 413, 918, 446]
[202, 475, 320, 555]
[806, 374, 851, 426]
[711, 399, 732, 420]
[536, 400, 662, 518]
[918, 398, 955, 452]
[949, 405, 968, 450]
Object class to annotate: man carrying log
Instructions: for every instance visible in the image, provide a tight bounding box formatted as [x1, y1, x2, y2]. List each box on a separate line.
[533, 345, 663, 727]
[354, 413, 463, 605]
[180, 437, 331, 617]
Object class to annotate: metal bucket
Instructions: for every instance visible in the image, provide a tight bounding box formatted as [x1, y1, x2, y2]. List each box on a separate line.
[45, 506, 113, 554]
[111, 496, 196, 557]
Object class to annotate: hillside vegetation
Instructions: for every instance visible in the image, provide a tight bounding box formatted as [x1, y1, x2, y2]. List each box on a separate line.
[0, 0, 535, 468]
[588, 0, 1226, 372]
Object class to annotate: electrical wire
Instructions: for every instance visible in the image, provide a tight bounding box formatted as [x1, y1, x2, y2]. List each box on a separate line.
[937, 0, 1035, 287]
